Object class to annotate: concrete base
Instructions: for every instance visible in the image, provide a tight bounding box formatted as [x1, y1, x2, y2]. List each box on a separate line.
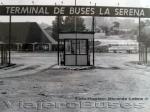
[51, 65, 94, 70]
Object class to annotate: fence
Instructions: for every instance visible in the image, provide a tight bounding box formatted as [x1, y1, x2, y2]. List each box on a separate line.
[0, 44, 9, 65]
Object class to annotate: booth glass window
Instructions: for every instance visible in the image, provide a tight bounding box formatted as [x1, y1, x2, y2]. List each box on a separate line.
[79, 40, 87, 54]
[65, 40, 71, 54]
[65, 39, 87, 55]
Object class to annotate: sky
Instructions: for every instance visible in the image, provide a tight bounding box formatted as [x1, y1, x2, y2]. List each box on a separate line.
[0, 0, 149, 25]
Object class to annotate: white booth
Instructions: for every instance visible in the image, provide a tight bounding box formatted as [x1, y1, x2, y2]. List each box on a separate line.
[58, 32, 94, 66]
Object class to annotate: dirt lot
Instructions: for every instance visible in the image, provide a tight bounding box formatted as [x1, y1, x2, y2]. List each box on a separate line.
[0, 52, 150, 112]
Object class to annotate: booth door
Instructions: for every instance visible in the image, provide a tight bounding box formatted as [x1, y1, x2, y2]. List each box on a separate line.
[64, 39, 89, 66]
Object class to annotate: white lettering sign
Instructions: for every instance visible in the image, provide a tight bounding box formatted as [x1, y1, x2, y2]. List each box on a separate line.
[69, 7, 95, 15]
[6, 6, 50, 15]
[54, 7, 65, 14]
[4, 6, 147, 17]
[115, 8, 145, 17]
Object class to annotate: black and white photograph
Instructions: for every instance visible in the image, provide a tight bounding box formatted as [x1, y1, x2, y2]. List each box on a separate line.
[0, 0, 150, 112]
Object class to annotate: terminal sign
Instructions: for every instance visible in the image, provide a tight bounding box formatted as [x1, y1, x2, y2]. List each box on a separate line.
[0, 5, 150, 17]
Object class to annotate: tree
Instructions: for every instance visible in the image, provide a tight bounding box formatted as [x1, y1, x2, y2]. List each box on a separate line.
[51, 16, 64, 41]
[62, 16, 86, 32]
[99, 25, 109, 35]
[51, 16, 86, 41]
[138, 20, 150, 45]
[145, 20, 150, 26]
[111, 21, 120, 35]
[113, 21, 120, 28]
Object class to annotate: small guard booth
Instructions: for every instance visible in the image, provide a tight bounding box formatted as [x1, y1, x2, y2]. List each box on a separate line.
[58, 32, 94, 66]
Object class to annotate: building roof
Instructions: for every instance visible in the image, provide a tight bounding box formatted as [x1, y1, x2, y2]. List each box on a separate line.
[0, 22, 57, 44]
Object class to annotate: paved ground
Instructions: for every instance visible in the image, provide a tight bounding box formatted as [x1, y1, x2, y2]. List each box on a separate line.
[0, 52, 150, 112]
[0, 52, 57, 78]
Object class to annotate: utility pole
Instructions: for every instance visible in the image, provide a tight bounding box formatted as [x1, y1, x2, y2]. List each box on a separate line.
[75, 0, 77, 65]
[8, 15, 11, 65]
[92, 3, 96, 66]
[139, 17, 141, 62]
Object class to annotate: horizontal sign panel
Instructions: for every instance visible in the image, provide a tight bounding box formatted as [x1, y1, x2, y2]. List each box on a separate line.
[59, 33, 93, 39]
[0, 5, 150, 17]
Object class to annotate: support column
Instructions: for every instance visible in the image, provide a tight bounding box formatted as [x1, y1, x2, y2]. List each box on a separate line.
[92, 17, 95, 66]
[139, 17, 141, 63]
[139, 43, 148, 64]
[139, 42, 141, 62]
[20, 44, 23, 51]
[16, 43, 20, 51]
[32, 43, 35, 52]
[92, 3, 96, 66]
[146, 46, 148, 63]
[48, 43, 51, 51]
[1, 45, 3, 65]
[8, 15, 12, 65]
[57, 16, 60, 65]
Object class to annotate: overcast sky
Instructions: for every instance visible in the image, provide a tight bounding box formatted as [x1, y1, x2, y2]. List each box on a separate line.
[0, 0, 149, 25]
